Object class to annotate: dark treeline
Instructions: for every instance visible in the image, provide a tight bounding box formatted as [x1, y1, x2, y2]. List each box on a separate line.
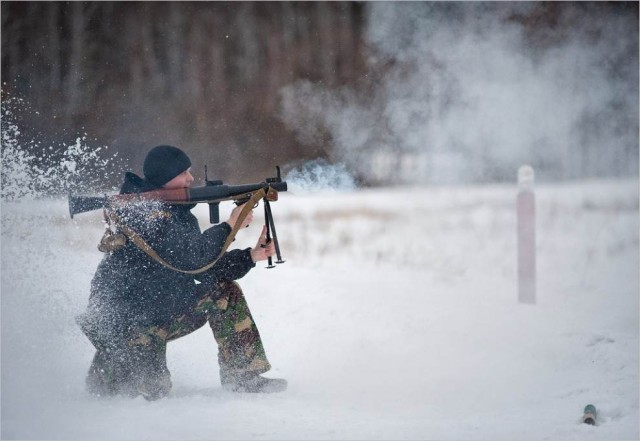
[1, 1, 366, 184]
[2, 2, 638, 188]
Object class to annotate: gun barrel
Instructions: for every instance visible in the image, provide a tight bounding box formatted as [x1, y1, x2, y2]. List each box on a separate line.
[188, 181, 287, 202]
[68, 180, 287, 218]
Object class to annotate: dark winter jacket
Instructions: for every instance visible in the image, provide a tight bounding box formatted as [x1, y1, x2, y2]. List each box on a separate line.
[81, 172, 255, 348]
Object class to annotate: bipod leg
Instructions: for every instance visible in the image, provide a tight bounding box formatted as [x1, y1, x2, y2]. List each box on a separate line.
[263, 199, 275, 269]
[264, 199, 285, 264]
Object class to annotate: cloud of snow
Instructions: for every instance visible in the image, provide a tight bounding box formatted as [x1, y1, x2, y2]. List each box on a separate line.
[0, 95, 129, 427]
[1, 95, 123, 201]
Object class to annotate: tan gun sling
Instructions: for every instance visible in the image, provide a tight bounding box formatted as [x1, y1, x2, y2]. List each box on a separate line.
[107, 188, 266, 275]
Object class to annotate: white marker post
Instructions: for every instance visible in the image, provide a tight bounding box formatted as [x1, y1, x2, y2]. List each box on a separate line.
[517, 165, 536, 304]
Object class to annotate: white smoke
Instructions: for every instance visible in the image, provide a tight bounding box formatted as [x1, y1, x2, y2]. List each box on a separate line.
[284, 159, 357, 194]
[279, 3, 638, 185]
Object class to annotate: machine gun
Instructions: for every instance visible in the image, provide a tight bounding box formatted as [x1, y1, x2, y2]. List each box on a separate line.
[69, 166, 287, 268]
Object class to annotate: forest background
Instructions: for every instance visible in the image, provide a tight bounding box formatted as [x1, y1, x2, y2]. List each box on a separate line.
[1, 2, 638, 189]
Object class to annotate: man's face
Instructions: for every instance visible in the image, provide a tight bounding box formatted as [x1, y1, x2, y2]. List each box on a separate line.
[163, 168, 194, 189]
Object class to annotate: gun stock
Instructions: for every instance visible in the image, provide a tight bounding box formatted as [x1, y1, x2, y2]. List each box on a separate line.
[69, 195, 107, 218]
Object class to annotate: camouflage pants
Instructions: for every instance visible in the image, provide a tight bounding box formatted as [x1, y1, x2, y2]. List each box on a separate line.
[86, 281, 271, 399]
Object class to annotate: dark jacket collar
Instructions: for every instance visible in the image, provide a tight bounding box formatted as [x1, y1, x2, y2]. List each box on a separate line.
[119, 172, 159, 195]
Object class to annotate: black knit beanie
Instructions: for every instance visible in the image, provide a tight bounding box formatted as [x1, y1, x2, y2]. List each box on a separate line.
[143, 145, 192, 187]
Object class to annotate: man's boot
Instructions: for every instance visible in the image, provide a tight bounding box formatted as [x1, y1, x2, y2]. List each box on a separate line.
[136, 369, 172, 401]
[86, 349, 137, 397]
[130, 342, 172, 401]
[221, 371, 287, 393]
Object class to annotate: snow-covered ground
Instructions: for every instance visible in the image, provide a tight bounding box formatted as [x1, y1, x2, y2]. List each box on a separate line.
[1, 179, 638, 440]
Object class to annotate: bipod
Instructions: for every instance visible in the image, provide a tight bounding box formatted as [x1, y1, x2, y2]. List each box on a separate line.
[262, 197, 285, 268]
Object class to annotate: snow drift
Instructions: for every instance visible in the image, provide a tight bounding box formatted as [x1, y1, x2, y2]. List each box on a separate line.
[1, 178, 638, 440]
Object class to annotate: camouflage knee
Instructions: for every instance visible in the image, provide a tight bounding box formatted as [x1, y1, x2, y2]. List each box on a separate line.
[209, 282, 271, 375]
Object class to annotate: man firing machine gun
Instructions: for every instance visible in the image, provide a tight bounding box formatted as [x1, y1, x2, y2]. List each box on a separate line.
[71, 145, 288, 400]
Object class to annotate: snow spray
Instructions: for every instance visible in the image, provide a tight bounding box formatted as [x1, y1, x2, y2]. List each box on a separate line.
[1, 95, 125, 410]
[1, 96, 123, 201]
[517, 165, 536, 304]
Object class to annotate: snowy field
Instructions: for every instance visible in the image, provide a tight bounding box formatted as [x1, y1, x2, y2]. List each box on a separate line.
[1, 179, 638, 440]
